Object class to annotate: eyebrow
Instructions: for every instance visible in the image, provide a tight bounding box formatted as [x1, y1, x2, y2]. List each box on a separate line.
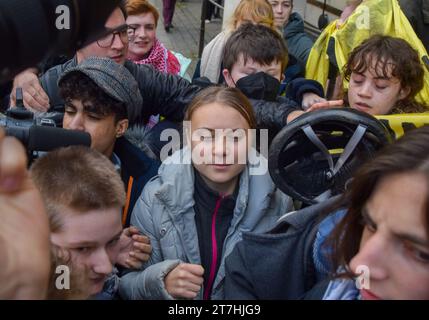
[362, 207, 429, 247]
[107, 24, 128, 33]
[64, 100, 76, 107]
[355, 70, 392, 81]
[373, 76, 391, 81]
[68, 240, 98, 247]
[83, 103, 101, 114]
[361, 208, 376, 228]
[198, 128, 243, 132]
[68, 230, 123, 247]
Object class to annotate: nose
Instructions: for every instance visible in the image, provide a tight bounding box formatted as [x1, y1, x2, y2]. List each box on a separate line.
[136, 26, 147, 39]
[92, 248, 114, 276]
[357, 81, 372, 98]
[67, 113, 85, 131]
[212, 132, 228, 159]
[274, 4, 283, 14]
[349, 231, 389, 281]
[111, 33, 126, 50]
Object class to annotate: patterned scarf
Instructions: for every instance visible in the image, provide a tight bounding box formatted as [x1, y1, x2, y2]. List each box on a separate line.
[133, 38, 180, 75]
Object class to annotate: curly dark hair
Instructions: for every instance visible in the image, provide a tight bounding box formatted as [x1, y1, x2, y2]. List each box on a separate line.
[59, 72, 127, 122]
[343, 35, 428, 114]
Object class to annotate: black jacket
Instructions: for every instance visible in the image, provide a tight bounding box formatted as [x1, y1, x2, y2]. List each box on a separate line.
[39, 57, 297, 132]
[113, 137, 160, 227]
[224, 198, 338, 300]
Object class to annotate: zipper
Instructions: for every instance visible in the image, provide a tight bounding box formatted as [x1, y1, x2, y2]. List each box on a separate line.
[203, 193, 224, 300]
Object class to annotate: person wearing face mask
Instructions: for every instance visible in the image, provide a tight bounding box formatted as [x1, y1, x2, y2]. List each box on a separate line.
[221, 23, 326, 143]
[197, 0, 276, 84]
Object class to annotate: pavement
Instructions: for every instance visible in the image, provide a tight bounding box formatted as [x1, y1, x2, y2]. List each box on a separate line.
[150, 0, 223, 77]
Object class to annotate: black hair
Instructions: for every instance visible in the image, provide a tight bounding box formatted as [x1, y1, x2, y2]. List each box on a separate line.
[59, 72, 127, 122]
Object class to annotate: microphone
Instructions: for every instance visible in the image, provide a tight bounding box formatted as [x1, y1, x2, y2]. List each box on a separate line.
[4, 125, 91, 151]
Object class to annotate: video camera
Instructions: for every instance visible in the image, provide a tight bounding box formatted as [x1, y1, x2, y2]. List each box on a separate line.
[0, 0, 122, 158]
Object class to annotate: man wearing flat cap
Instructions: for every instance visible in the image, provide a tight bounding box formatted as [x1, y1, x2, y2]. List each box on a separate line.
[58, 56, 160, 229]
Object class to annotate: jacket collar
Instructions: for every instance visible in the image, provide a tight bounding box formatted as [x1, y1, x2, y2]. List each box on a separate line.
[113, 137, 154, 177]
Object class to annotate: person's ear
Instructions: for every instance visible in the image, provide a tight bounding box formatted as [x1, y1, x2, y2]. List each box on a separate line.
[223, 68, 235, 87]
[398, 86, 411, 100]
[115, 119, 129, 138]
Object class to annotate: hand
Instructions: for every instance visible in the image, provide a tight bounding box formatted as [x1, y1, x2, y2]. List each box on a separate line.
[164, 263, 204, 299]
[285, 99, 344, 124]
[302, 92, 327, 111]
[9, 68, 50, 112]
[306, 99, 344, 112]
[116, 226, 152, 269]
[0, 129, 51, 299]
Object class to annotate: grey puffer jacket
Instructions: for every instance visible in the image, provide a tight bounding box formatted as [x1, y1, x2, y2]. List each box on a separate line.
[119, 147, 293, 300]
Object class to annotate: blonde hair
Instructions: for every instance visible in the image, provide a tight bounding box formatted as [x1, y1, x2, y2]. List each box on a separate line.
[31, 146, 125, 232]
[228, 0, 275, 31]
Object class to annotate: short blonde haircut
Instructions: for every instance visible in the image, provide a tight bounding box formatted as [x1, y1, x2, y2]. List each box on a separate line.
[31, 146, 125, 232]
[228, 0, 275, 30]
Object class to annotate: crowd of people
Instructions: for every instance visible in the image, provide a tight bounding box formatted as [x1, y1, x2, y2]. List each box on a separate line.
[0, 0, 428, 300]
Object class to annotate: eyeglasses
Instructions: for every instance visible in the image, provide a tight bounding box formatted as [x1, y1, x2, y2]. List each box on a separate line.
[96, 25, 129, 48]
[127, 25, 137, 41]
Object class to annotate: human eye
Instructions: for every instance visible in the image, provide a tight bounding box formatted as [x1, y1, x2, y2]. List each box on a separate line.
[201, 134, 213, 142]
[87, 113, 102, 121]
[375, 81, 389, 90]
[120, 29, 128, 37]
[351, 74, 364, 84]
[227, 131, 245, 143]
[375, 85, 387, 90]
[64, 105, 76, 114]
[404, 243, 429, 264]
[74, 247, 92, 254]
[414, 249, 429, 263]
[360, 211, 377, 233]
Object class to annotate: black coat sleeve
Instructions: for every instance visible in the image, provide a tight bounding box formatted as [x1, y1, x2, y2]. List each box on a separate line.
[127, 63, 202, 124]
[224, 242, 258, 300]
[128, 62, 300, 131]
[286, 77, 325, 106]
[250, 97, 300, 133]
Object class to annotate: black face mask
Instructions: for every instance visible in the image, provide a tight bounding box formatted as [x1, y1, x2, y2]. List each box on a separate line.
[235, 72, 280, 101]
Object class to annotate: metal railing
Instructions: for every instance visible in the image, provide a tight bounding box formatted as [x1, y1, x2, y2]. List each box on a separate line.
[199, 0, 224, 58]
